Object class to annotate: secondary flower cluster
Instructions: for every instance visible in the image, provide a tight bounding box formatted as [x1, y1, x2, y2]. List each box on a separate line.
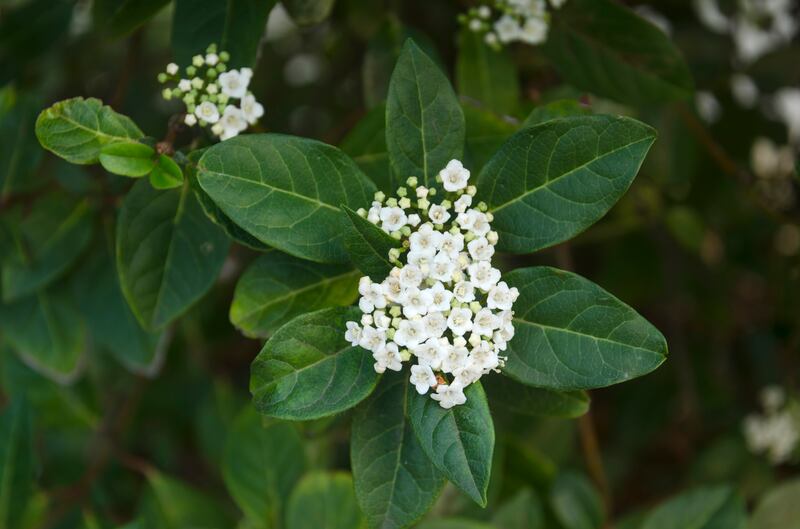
[158, 43, 264, 141]
[458, 0, 567, 49]
[743, 386, 800, 465]
[344, 160, 518, 409]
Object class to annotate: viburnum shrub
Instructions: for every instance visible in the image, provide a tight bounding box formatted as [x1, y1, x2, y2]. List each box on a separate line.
[34, 37, 668, 527]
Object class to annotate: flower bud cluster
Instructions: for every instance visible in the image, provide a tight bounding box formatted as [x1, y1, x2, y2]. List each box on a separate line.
[458, 0, 566, 50]
[345, 159, 518, 409]
[158, 43, 264, 140]
[743, 385, 800, 465]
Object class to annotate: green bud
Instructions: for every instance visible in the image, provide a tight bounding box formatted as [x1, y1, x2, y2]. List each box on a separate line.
[477, 201, 488, 212]
[219, 51, 230, 62]
[469, 301, 481, 313]
[172, 89, 183, 98]
[157, 73, 168, 83]
[397, 187, 407, 197]
[386, 197, 398, 207]
[161, 88, 172, 100]
[400, 226, 411, 236]
[407, 176, 418, 187]
[428, 188, 437, 196]
[390, 231, 402, 240]
[206, 43, 218, 54]
[374, 191, 386, 202]
[192, 54, 204, 67]
[216, 62, 227, 72]
[357, 207, 367, 217]
[186, 65, 197, 76]
[389, 306, 402, 317]
[206, 68, 218, 79]
[186, 103, 196, 113]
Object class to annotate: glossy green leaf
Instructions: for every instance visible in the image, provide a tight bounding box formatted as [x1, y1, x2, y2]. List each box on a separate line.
[223, 408, 306, 526]
[0, 287, 86, 381]
[0, 399, 34, 529]
[543, 0, 693, 106]
[478, 115, 656, 254]
[503, 266, 667, 390]
[230, 249, 359, 338]
[750, 479, 800, 529]
[351, 372, 444, 529]
[186, 150, 268, 251]
[2, 195, 93, 302]
[149, 154, 183, 189]
[197, 134, 376, 263]
[341, 206, 399, 282]
[386, 39, 465, 188]
[35, 97, 143, 165]
[484, 376, 589, 418]
[171, 0, 277, 67]
[286, 473, 366, 529]
[456, 29, 519, 115]
[250, 307, 380, 420]
[463, 104, 516, 173]
[116, 180, 230, 331]
[144, 470, 236, 529]
[282, 0, 336, 26]
[407, 382, 494, 507]
[522, 99, 590, 128]
[492, 488, 544, 529]
[641, 485, 746, 529]
[99, 141, 155, 177]
[0, 89, 45, 200]
[72, 246, 164, 374]
[340, 103, 392, 193]
[550, 471, 605, 529]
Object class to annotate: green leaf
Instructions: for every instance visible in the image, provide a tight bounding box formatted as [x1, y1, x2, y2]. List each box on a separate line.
[456, 29, 519, 116]
[0, 399, 34, 529]
[0, 287, 86, 381]
[72, 245, 164, 374]
[2, 195, 93, 302]
[341, 206, 399, 282]
[492, 488, 544, 529]
[463, 104, 516, 174]
[407, 382, 494, 507]
[522, 99, 590, 128]
[144, 470, 236, 529]
[223, 408, 306, 526]
[641, 485, 746, 529]
[282, 0, 336, 26]
[99, 141, 155, 177]
[543, 0, 693, 106]
[286, 473, 366, 529]
[484, 376, 589, 418]
[340, 103, 392, 193]
[250, 307, 380, 420]
[36, 97, 143, 165]
[186, 150, 269, 251]
[116, 180, 230, 331]
[550, 471, 605, 529]
[197, 134, 376, 263]
[230, 249, 360, 338]
[351, 372, 444, 529]
[149, 155, 183, 189]
[503, 266, 667, 390]
[386, 39, 465, 189]
[478, 115, 656, 254]
[750, 479, 800, 529]
[0, 88, 45, 200]
[171, 0, 277, 67]
[93, 0, 171, 37]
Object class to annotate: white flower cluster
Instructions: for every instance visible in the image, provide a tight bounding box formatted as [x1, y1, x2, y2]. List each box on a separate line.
[344, 160, 518, 409]
[743, 385, 800, 465]
[158, 43, 264, 141]
[458, 0, 566, 50]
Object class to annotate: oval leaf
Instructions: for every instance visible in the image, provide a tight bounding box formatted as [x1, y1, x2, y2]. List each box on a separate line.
[222, 408, 306, 525]
[484, 376, 589, 418]
[750, 479, 800, 529]
[340, 103, 392, 193]
[149, 154, 183, 189]
[116, 180, 230, 331]
[286, 473, 365, 529]
[250, 307, 380, 420]
[35, 97, 143, 164]
[503, 266, 667, 390]
[99, 142, 155, 177]
[543, 0, 694, 106]
[351, 372, 444, 529]
[478, 115, 656, 254]
[197, 134, 376, 263]
[386, 39, 465, 189]
[407, 381, 494, 507]
[641, 485, 746, 529]
[341, 206, 399, 281]
[456, 29, 519, 115]
[230, 250, 360, 338]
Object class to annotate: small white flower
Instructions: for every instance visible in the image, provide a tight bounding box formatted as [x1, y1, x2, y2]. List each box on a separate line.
[408, 213, 421, 226]
[422, 312, 448, 339]
[381, 276, 404, 302]
[359, 283, 387, 313]
[429, 252, 457, 282]
[472, 308, 500, 337]
[409, 223, 442, 256]
[453, 280, 475, 303]
[380, 206, 408, 232]
[205, 53, 219, 66]
[166, 62, 179, 75]
[439, 159, 471, 192]
[478, 5, 491, 18]
[410, 364, 437, 394]
[431, 381, 467, 409]
[447, 307, 474, 336]
[394, 319, 426, 348]
[178, 79, 192, 92]
[453, 360, 483, 386]
[442, 344, 470, 373]
[440, 232, 465, 259]
[428, 204, 451, 225]
[219, 105, 248, 140]
[400, 287, 432, 318]
[345, 321, 362, 346]
[467, 237, 495, 262]
[454, 194, 472, 213]
[218, 69, 250, 98]
[241, 93, 265, 125]
[487, 282, 519, 311]
[413, 338, 445, 370]
[399, 264, 424, 288]
[519, 16, 548, 45]
[195, 101, 220, 124]
[184, 113, 197, 126]
[468, 261, 501, 291]
[427, 282, 453, 312]
[360, 326, 386, 353]
[494, 15, 521, 43]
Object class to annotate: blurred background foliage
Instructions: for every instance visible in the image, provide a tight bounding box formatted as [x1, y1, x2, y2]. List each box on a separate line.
[0, 0, 799, 527]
